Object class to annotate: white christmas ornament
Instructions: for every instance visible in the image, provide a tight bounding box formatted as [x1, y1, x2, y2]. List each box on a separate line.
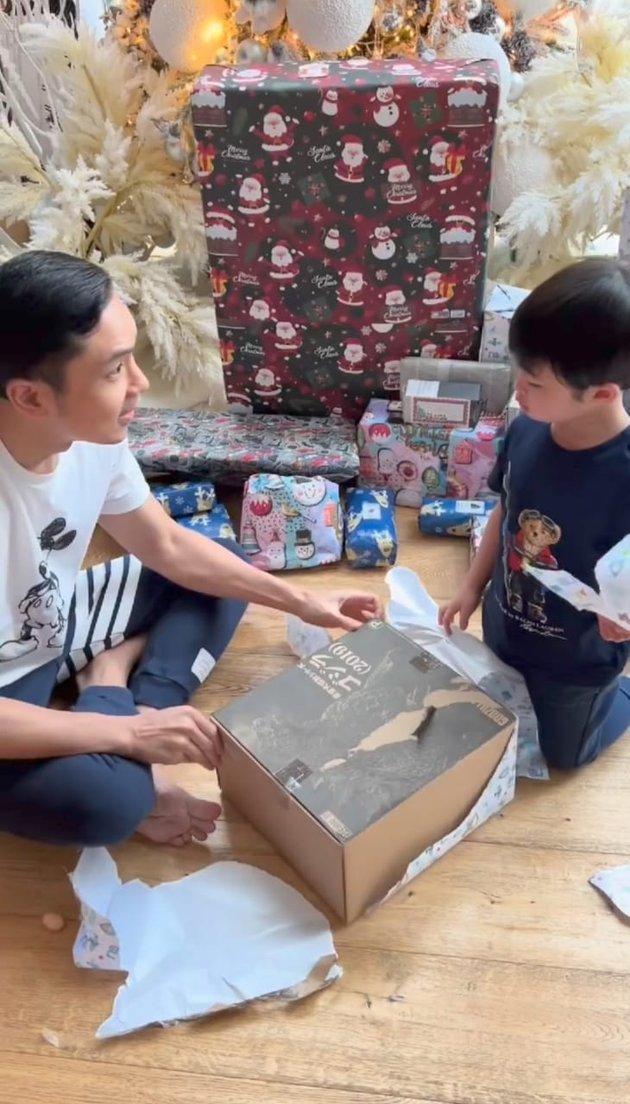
[149, 0, 227, 72]
[286, 0, 374, 52]
[443, 31, 511, 108]
[491, 139, 556, 218]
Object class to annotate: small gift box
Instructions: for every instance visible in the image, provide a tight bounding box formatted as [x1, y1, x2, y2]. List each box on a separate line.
[419, 496, 496, 537]
[176, 503, 236, 541]
[479, 283, 529, 363]
[446, 416, 504, 499]
[344, 488, 397, 569]
[470, 514, 491, 561]
[152, 481, 216, 519]
[240, 474, 342, 571]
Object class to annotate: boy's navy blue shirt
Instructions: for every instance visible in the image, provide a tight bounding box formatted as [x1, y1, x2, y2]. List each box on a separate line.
[483, 415, 630, 686]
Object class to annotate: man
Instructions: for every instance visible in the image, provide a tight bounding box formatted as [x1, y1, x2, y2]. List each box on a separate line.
[0, 251, 381, 848]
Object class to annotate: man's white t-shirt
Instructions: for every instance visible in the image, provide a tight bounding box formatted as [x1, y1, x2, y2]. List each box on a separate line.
[0, 439, 149, 689]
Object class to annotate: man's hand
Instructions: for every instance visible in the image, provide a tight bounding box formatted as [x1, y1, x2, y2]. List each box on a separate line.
[597, 616, 630, 643]
[296, 591, 384, 632]
[438, 583, 484, 636]
[126, 706, 223, 769]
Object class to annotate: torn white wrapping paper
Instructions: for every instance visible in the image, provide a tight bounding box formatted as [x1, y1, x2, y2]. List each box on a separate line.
[527, 535, 630, 632]
[386, 566, 548, 781]
[285, 614, 332, 659]
[70, 849, 341, 1040]
[590, 866, 630, 921]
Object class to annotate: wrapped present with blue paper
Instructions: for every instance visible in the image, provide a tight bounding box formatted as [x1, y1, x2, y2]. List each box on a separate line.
[152, 481, 216, 519]
[344, 488, 398, 570]
[176, 503, 236, 542]
[419, 497, 496, 537]
[240, 474, 342, 571]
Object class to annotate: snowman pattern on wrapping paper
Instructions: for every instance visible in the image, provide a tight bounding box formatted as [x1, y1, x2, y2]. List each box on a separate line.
[242, 475, 341, 571]
[195, 57, 499, 418]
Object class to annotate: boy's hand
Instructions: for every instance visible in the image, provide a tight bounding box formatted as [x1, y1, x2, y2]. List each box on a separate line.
[438, 584, 484, 636]
[597, 616, 630, 643]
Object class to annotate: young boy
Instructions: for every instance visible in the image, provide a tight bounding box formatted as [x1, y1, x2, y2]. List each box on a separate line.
[440, 258, 630, 770]
[0, 250, 381, 848]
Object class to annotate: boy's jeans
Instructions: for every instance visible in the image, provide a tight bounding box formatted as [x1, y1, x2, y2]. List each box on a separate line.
[521, 671, 630, 770]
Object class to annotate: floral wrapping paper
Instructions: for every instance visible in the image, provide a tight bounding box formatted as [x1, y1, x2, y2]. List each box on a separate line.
[128, 407, 359, 483]
[192, 57, 499, 419]
[344, 487, 398, 568]
[176, 503, 236, 541]
[240, 473, 342, 571]
[151, 481, 216, 518]
[358, 397, 450, 507]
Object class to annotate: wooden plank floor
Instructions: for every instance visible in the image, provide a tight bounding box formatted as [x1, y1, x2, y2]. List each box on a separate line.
[2, 507, 630, 1104]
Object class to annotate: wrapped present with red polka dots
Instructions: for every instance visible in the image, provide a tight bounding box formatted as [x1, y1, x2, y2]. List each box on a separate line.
[191, 57, 499, 421]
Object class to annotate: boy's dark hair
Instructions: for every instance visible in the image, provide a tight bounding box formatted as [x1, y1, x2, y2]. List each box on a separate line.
[509, 258, 630, 392]
[0, 250, 112, 397]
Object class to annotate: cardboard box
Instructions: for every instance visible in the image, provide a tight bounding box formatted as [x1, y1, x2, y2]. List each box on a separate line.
[215, 621, 515, 923]
[479, 283, 529, 363]
[402, 379, 481, 428]
[192, 58, 499, 419]
[399, 356, 512, 417]
[358, 398, 450, 507]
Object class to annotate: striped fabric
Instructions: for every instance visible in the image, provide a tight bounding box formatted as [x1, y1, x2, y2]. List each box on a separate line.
[57, 556, 143, 683]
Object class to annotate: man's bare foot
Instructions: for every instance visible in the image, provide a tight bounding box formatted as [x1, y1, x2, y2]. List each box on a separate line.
[77, 635, 147, 692]
[137, 766, 222, 847]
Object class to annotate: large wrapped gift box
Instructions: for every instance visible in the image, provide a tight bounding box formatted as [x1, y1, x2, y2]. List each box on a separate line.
[128, 407, 359, 483]
[215, 621, 515, 922]
[358, 398, 450, 507]
[192, 58, 499, 420]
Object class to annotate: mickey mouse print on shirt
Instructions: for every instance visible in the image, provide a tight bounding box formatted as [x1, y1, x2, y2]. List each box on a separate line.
[0, 518, 76, 661]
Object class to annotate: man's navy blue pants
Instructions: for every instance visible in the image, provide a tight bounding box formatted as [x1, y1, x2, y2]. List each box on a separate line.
[0, 543, 246, 847]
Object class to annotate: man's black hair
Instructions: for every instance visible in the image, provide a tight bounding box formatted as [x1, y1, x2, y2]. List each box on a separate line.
[0, 250, 113, 397]
[509, 258, 630, 392]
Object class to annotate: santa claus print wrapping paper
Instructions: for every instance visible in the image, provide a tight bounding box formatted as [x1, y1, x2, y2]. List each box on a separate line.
[192, 58, 499, 420]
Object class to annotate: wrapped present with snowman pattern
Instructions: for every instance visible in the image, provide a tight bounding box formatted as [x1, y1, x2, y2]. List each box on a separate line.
[240, 474, 343, 571]
[192, 57, 499, 420]
[358, 398, 449, 508]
